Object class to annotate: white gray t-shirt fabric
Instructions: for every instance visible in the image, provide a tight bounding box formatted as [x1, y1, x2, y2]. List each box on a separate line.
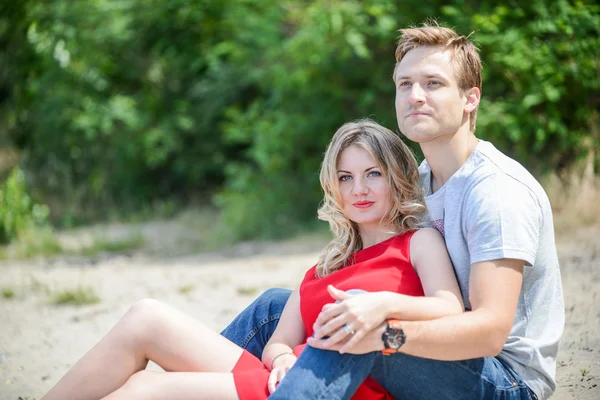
[420, 140, 565, 400]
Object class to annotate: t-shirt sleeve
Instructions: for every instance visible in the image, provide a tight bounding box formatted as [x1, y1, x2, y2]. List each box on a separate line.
[464, 174, 541, 266]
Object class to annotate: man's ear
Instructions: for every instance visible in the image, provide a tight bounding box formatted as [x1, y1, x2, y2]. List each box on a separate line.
[464, 87, 481, 113]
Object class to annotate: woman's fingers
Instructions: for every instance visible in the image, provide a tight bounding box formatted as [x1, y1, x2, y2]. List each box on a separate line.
[268, 370, 277, 394]
[313, 312, 350, 340]
[314, 303, 340, 327]
[321, 323, 354, 347]
[338, 326, 367, 354]
[268, 368, 287, 394]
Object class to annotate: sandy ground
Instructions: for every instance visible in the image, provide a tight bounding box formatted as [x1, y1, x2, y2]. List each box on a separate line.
[0, 219, 598, 400]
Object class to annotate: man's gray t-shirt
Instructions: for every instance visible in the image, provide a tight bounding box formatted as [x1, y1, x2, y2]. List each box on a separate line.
[420, 140, 565, 399]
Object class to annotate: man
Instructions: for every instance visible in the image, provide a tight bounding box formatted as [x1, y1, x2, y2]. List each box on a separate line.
[221, 23, 564, 399]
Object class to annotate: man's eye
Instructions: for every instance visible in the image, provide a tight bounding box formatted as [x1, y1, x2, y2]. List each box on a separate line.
[399, 81, 411, 87]
[428, 80, 441, 86]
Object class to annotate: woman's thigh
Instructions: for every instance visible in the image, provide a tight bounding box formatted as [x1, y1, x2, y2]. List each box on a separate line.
[370, 353, 536, 400]
[128, 299, 244, 373]
[102, 370, 239, 400]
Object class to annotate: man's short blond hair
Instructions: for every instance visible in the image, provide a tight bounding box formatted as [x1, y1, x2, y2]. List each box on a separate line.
[395, 23, 482, 132]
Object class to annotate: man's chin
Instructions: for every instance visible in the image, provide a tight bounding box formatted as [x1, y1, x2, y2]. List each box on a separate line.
[398, 128, 438, 143]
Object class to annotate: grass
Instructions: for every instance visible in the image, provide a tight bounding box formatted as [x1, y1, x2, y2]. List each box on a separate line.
[29, 276, 51, 295]
[177, 284, 195, 295]
[75, 233, 145, 257]
[52, 287, 101, 306]
[581, 368, 590, 377]
[1, 287, 15, 299]
[237, 286, 259, 296]
[0, 229, 145, 261]
[0, 227, 62, 260]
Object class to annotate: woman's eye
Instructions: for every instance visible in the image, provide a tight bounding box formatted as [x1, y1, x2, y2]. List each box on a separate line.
[339, 175, 352, 182]
[368, 171, 382, 178]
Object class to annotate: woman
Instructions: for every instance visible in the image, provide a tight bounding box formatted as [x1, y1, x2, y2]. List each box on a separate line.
[42, 119, 463, 400]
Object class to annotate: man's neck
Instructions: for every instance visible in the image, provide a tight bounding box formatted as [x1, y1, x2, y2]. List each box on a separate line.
[421, 128, 479, 193]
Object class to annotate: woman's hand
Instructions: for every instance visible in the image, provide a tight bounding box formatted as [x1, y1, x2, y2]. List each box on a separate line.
[267, 353, 297, 394]
[308, 321, 386, 354]
[310, 285, 391, 353]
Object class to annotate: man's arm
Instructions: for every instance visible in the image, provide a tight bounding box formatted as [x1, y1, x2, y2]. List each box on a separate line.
[396, 257, 523, 359]
[309, 257, 524, 359]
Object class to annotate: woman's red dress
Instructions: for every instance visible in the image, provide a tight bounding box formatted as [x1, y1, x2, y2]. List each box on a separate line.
[232, 231, 424, 399]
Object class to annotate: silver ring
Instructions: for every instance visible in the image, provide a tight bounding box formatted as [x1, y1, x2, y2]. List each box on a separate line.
[343, 324, 355, 335]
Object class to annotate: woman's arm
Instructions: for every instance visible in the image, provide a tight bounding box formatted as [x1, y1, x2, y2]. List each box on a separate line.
[310, 229, 464, 352]
[261, 287, 305, 369]
[262, 287, 305, 393]
[385, 227, 464, 320]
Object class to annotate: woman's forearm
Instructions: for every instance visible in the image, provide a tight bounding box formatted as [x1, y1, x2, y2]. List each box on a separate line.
[381, 291, 464, 321]
[262, 342, 296, 370]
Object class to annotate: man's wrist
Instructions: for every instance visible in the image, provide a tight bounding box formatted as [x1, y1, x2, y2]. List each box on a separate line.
[381, 319, 407, 355]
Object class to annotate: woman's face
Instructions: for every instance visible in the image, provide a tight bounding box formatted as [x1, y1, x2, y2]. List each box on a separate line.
[336, 145, 392, 229]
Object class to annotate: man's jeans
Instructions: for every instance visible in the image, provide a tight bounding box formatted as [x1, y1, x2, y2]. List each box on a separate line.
[220, 288, 537, 400]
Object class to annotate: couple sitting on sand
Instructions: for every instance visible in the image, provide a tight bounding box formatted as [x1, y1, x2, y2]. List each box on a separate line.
[42, 23, 564, 400]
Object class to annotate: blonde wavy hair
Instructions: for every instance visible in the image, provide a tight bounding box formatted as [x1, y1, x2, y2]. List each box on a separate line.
[315, 119, 425, 277]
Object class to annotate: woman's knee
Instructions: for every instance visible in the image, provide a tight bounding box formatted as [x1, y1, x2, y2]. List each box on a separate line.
[121, 299, 167, 340]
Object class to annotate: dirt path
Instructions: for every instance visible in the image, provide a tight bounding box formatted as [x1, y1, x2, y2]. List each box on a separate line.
[0, 222, 598, 399]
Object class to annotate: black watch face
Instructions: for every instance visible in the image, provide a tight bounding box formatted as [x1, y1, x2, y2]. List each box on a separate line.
[383, 325, 406, 350]
[386, 330, 403, 349]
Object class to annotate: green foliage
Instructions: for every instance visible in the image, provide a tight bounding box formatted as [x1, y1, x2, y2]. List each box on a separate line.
[0, 167, 51, 243]
[2, 0, 598, 240]
[465, 0, 600, 174]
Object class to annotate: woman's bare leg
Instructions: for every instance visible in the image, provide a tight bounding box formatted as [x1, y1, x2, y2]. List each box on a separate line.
[101, 370, 239, 400]
[42, 299, 244, 400]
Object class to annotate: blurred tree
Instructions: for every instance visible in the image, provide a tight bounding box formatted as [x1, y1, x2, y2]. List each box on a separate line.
[1, 0, 598, 241]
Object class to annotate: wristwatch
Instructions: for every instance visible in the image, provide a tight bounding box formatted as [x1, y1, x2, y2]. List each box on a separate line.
[381, 319, 406, 355]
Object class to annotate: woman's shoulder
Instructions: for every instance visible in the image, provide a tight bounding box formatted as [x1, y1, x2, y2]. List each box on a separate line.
[388, 229, 422, 248]
[409, 227, 444, 245]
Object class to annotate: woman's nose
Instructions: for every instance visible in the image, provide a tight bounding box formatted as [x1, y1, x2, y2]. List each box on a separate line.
[352, 178, 368, 196]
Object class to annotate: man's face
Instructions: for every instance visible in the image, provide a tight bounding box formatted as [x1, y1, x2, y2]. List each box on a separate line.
[394, 46, 469, 143]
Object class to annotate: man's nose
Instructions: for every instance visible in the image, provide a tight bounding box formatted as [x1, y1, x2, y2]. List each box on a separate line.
[408, 83, 425, 104]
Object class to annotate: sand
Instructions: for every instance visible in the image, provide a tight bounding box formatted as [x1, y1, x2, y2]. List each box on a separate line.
[0, 220, 598, 400]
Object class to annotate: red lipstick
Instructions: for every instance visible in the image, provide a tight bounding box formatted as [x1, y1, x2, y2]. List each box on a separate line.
[353, 201, 374, 209]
